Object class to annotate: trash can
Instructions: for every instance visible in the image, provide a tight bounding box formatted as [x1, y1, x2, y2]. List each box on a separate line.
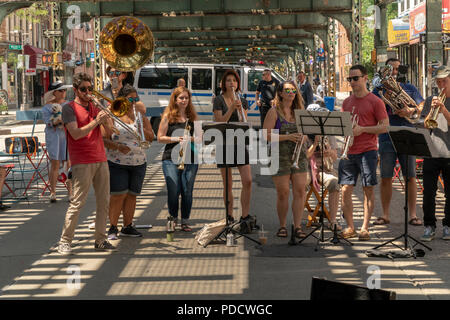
[324, 97, 336, 111]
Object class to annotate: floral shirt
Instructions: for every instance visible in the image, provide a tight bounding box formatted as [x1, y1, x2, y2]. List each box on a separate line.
[106, 117, 146, 166]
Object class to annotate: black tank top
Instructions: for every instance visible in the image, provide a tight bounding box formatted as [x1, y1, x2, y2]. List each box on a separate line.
[162, 121, 196, 162]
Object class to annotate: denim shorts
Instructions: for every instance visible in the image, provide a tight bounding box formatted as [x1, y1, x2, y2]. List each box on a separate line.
[108, 161, 147, 195]
[379, 152, 416, 178]
[338, 150, 378, 187]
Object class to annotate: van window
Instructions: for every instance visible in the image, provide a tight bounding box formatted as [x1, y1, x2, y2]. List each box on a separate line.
[192, 68, 212, 90]
[137, 67, 188, 89]
[248, 70, 263, 91]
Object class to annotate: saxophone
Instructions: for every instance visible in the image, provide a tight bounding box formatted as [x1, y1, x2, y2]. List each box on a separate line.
[178, 121, 191, 170]
[424, 88, 446, 129]
[377, 65, 421, 124]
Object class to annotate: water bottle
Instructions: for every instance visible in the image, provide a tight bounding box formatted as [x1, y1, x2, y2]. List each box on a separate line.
[226, 233, 234, 247]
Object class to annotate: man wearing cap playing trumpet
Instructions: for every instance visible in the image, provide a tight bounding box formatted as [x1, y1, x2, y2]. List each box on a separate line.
[419, 66, 450, 242]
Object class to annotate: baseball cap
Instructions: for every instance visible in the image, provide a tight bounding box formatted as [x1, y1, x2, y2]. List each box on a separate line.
[434, 66, 450, 79]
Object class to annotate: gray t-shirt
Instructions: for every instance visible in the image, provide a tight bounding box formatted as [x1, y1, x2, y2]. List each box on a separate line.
[213, 94, 248, 122]
[62, 101, 90, 124]
[420, 96, 450, 158]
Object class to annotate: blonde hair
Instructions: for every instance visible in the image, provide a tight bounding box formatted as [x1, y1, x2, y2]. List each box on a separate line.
[162, 86, 198, 124]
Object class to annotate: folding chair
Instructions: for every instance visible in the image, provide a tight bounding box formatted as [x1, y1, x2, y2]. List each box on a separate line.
[392, 159, 424, 193]
[305, 182, 331, 227]
[1, 164, 16, 197]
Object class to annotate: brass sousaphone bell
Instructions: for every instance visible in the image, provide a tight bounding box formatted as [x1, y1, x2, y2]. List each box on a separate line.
[92, 16, 154, 148]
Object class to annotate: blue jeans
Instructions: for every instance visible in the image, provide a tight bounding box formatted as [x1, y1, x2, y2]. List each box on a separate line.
[162, 160, 198, 221]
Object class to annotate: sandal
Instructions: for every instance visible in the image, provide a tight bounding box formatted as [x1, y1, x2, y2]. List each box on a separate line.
[180, 224, 192, 232]
[339, 228, 357, 239]
[409, 217, 423, 226]
[295, 227, 306, 239]
[358, 230, 371, 241]
[276, 227, 288, 238]
[373, 217, 390, 225]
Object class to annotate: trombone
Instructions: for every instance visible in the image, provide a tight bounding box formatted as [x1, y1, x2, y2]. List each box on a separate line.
[89, 90, 150, 149]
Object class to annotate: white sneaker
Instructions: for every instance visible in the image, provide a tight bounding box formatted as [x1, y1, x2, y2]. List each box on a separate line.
[58, 242, 72, 255]
[88, 222, 96, 230]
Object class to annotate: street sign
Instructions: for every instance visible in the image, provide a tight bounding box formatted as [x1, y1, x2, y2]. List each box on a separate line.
[25, 68, 36, 76]
[8, 44, 22, 51]
[43, 29, 63, 37]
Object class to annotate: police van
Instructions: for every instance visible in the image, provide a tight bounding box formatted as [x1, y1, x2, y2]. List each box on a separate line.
[133, 63, 284, 132]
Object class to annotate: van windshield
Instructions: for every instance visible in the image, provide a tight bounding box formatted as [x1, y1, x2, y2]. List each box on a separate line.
[138, 67, 188, 89]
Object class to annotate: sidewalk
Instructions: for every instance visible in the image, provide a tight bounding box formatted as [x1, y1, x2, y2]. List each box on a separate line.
[0, 141, 449, 300]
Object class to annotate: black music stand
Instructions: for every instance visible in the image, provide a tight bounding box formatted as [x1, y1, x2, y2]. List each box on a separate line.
[290, 109, 353, 250]
[202, 122, 261, 246]
[371, 126, 435, 257]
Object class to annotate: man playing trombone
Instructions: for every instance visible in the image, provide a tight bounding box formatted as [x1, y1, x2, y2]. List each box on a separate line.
[58, 72, 116, 255]
[338, 65, 388, 241]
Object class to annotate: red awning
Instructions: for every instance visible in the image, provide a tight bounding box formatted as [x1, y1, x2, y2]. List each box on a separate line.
[24, 44, 45, 69]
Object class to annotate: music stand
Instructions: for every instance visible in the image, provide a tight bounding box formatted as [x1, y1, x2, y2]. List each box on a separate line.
[201, 122, 261, 247]
[372, 126, 435, 257]
[291, 110, 353, 249]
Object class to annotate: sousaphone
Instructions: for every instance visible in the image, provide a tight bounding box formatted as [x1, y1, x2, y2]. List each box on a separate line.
[99, 16, 154, 71]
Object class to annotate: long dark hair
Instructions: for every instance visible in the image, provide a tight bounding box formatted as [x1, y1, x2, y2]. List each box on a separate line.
[117, 84, 137, 97]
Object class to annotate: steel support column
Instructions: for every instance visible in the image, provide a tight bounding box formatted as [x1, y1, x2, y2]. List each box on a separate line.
[327, 17, 336, 97]
[426, 0, 444, 96]
[94, 17, 103, 92]
[374, 1, 388, 71]
[352, 0, 362, 65]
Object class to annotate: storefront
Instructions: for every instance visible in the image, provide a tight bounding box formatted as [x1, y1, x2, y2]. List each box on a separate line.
[24, 44, 49, 108]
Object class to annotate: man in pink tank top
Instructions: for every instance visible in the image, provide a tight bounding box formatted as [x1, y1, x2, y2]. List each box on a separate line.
[57, 72, 116, 255]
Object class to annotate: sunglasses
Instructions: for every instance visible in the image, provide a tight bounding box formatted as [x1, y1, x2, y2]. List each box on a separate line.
[78, 86, 94, 93]
[127, 97, 140, 103]
[346, 76, 363, 82]
[284, 88, 297, 94]
[108, 71, 122, 76]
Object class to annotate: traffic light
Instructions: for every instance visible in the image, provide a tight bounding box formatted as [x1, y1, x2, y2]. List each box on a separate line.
[42, 53, 54, 65]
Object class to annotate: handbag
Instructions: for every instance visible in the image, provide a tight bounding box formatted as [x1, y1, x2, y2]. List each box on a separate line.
[195, 219, 226, 247]
[4, 136, 39, 156]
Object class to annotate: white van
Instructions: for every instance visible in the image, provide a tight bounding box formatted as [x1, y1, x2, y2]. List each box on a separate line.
[133, 63, 284, 132]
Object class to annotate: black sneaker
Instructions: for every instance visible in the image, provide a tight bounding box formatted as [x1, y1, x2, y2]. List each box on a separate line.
[119, 224, 143, 237]
[108, 225, 119, 240]
[94, 240, 117, 251]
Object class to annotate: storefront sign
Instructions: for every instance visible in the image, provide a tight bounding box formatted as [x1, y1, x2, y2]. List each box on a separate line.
[388, 19, 410, 47]
[25, 68, 36, 76]
[410, 2, 426, 43]
[443, 0, 450, 33]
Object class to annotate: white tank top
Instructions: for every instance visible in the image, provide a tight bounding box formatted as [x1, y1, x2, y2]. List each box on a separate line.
[106, 117, 147, 166]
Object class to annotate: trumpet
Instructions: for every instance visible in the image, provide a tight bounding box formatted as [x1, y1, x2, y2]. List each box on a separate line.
[233, 88, 247, 122]
[341, 108, 359, 160]
[424, 88, 446, 129]
[291, 134, 306, 169]
[178, 121, 191, 170]
[89, 90, 150, 149]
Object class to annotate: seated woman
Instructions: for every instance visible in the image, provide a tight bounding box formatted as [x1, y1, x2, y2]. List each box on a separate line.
[158, 86, 199, 232]
[212, 69, 255, 232]
[263, 80, 308, 238]
[102, 84, 154, 239]
[306, 134, 342, 231]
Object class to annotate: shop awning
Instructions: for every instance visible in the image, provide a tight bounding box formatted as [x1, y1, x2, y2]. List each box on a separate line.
[24, 44, 45, 69]
[388, 19, 410, 47]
